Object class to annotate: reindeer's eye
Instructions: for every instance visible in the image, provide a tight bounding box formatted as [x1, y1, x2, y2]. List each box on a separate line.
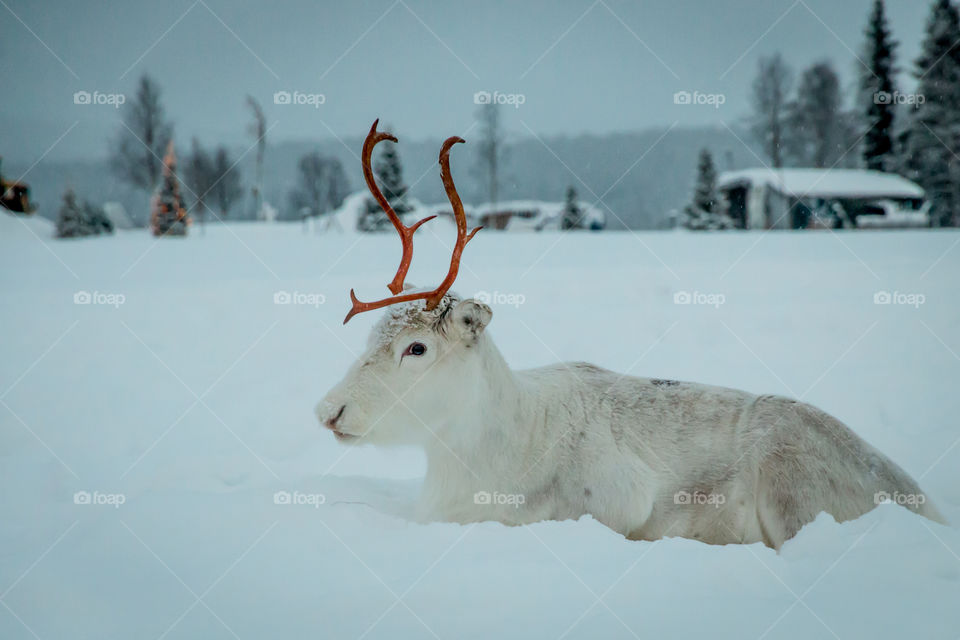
[404, 342, 427, 357]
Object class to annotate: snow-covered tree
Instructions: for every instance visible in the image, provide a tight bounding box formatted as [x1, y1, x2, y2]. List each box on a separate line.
[750, 53, 793, 168]
[374, 134, 410, 212]
[55, 189, 88, 238]
[860, 0, 899, 172]
[55, 189, 113, 238]
[359, 132, 412, 232]
[902, 0, 960, 226]
[682, 149, 733, 230]
[561, 186, 584, 230]
[150, 141, 190, 237]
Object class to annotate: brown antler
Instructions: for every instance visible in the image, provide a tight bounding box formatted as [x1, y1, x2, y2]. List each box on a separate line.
[344, 130, 482, 324]
[362, 119, 436, 295]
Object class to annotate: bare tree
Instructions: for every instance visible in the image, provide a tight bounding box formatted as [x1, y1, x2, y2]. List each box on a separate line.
[289, 152, 349, 230]
[184, 138, 215, 231]
[109, 74, 173, 223]
[750, 53, 793, 168]
[473, 102, 506, 206]
[211, 146, 242, 219]
[245, 95, 267, 220]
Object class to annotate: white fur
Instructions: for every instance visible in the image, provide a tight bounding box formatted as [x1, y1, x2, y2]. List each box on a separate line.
[318, 293, 946, 549]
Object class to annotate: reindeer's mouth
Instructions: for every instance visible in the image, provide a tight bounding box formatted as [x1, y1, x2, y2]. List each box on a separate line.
[332, 430, 359, 442]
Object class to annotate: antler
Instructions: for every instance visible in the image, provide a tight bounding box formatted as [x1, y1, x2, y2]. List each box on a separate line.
[361, 119, 436, 295]
[344, 128, 482, 324]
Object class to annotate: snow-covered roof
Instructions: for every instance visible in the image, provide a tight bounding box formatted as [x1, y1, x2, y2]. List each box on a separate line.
[718, 168, 924, 200]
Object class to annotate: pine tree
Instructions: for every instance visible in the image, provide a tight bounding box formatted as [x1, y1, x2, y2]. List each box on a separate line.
[150, 141, 190, 237]
[861, 0, 899, 171]
[55, 189, 113, 238]
[55, 189, 88, 238]
[561, 186, 583, 230]
[692, 149, 718, 213]
[903, 0, 960, 226]
[682, 149, 732, 230]
[360, 134, 411, 232]
[374, 139, 410, 211]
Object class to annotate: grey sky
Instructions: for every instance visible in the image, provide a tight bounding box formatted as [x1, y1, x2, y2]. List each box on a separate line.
[2, 0, 926, 163]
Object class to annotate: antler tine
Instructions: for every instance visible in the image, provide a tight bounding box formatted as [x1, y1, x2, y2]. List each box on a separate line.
[423, 136, 482, 311]
[362, 119, 437, 295]
[344, 129, 481, 324]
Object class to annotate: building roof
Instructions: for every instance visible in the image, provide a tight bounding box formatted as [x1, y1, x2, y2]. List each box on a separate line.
[718, 168, 924, 200]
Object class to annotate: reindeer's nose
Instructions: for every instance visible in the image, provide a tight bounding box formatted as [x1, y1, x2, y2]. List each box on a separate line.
[325, 404, 346, 430]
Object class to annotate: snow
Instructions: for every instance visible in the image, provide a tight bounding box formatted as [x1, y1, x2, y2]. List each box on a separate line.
[718, 168, 925, 200]
[1, 211, 958, 639]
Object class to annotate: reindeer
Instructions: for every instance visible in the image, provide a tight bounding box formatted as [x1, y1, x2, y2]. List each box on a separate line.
[317, 120, 946, 549]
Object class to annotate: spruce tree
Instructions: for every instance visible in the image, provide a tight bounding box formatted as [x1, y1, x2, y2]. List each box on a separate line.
[561, 186, 583, 230]
[374, 140, 409, 212]
[861, 0, 899, 171]
[904, 0, 960, 226]
[150, 141, 190, 236]
[682, 149, 732, 230]
[55, 189, 87, 238]
[692, 148, 718, 213]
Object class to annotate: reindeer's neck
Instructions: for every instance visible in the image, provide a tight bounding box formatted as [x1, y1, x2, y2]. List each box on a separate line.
[420, 337, 551, 507]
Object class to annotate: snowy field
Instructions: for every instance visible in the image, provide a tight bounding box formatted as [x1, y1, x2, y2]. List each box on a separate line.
[1, 212, 959, 639]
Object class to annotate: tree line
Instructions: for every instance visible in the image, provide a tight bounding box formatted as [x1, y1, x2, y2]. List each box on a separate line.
[745, 0, 960, 226]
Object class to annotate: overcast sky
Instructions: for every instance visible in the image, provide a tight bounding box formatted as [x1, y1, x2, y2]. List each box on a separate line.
[1, 0, 927, 163]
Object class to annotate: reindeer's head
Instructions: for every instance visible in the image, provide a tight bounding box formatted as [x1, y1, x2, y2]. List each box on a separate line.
[315, 120, 487, 445]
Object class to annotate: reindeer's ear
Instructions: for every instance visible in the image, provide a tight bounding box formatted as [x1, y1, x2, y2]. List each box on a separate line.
[449, 299, 492, 345]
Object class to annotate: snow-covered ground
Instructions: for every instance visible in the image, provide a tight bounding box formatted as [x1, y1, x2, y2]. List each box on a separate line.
[1, 212, 958, 639]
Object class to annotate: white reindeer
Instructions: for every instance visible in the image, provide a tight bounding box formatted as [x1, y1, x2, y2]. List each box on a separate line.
[317, 121, 946, 549]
